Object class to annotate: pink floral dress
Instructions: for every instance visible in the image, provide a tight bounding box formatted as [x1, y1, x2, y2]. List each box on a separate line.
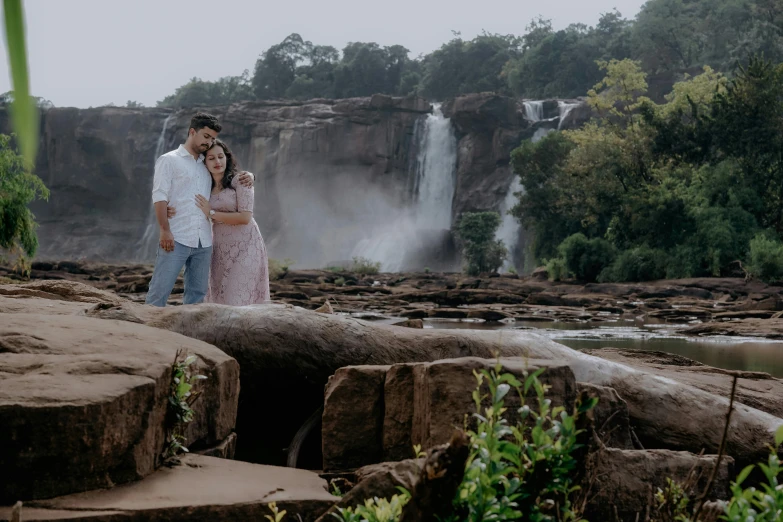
[205, 176, 270, 305]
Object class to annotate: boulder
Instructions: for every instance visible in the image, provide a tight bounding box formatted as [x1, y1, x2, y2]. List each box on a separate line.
[315, 459, 422, 522]
[0, 313, 239, 502]
[584, 449, 733, 522]
[322, 366, 389, 471]
[322, 357, 576, 471]
[383, 364, 418, 462]
[585, 348, 783, 419]
[578, 383, 634, 449]
[3, 281, 781, 475]
[410, 358, 576, 452]
[71, 298, 783, 472]
[0, 455, 335, 522]
[123, 302, 539, 467]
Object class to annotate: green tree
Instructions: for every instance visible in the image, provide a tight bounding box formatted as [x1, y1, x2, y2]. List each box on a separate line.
[456, 212, 508, 275]
[157, 71, 253, 107]
[333, 42, 390, 98]
[709, 57, 783, 232]
[0, 90, 53, 109]
[632, 0, 706, 73]
[511, 58, 774, 281]
[0, 133, 49, 266]
[557, 233, 616, 282]
[284, 44, 339, 99]
[421, 33, 521, 99]
[253, 33, 312, 99]
[506, 11, 633, 98]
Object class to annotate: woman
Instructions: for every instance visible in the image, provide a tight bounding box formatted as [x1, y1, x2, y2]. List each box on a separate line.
[194, 139, 270, 305]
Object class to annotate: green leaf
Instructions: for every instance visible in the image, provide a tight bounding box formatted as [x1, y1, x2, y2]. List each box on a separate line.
[775, 424, 783, 447]
[3, 0, 37, 170]
[735, 464, 755, 486]
[494, 383, 511, 403]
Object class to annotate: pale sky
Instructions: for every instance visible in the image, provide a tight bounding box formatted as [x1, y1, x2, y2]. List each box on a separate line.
[1, 0, 648, 108]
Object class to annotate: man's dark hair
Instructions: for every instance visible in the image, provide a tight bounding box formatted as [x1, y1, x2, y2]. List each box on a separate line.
[189, 112, 222, 134]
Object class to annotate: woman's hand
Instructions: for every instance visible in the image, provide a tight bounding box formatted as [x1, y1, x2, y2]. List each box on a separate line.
[195, 194, 211, 219]
[167, 205, 176, 219]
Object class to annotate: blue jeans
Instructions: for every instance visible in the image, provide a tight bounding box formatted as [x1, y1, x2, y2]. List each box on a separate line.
[145, 241, 212, 307]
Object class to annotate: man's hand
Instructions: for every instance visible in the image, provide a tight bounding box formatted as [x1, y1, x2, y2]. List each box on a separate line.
[159, 229, 175, 252]
[167, 205, 176, 219]
[236, 170, 255, 188]
[195, 194, 211, 218]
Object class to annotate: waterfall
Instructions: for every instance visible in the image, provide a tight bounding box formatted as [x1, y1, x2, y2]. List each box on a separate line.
[351, 104, 457, 272]
[496, 127, 555, 271]
[135, 113, 174, 262]
[413, 104, 458, 230]
[558, 101, 582, 130]
[523, 101, 544, 122]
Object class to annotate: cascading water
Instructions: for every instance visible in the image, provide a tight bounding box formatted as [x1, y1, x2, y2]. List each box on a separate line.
[523, 100, 544, 122]
[557, 101, 582, 130]
[350, 104, 457, 272]
[135, 113, 174, 262]
[413, 104, 458, 230]
[496, 127, 554, 271]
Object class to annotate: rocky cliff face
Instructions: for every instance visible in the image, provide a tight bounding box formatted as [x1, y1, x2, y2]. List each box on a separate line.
[442, 94, 591, 266]
[9, 93, 589, 270]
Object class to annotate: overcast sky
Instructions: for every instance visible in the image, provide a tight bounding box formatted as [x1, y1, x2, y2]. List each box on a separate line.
[0, 0, 647, 108]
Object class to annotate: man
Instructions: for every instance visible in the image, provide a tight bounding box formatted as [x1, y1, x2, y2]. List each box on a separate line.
[145, 112, 253, 307]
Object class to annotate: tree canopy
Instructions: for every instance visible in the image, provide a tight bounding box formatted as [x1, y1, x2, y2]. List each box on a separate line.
[511, 57, 783, 282]
[155, 0, 782, 106]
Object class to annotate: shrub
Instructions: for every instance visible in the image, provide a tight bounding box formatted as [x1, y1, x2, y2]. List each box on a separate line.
[163, 351, 207, 459]
[600, 245, 668, 282]
[331, 491, 411, 521]
[328, 364, 594, 522]
[457, 212, 509, 275]
[653, 425, 783, 522]
[665, 245, 701, 279]
[445, 365, 594, 522]
[269, 258, 295, 280]
[351, 256, 381, 275]
[747, 233, 783, 283]
[0, 133, 49, 273]
[557, 233, 616, 282]
[545, 258, 569, 281]
[722, 427, 783, 521]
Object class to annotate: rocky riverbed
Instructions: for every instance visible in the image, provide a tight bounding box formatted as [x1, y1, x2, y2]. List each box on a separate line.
[8, 260, 783, 335]
[1, 268, 782, 521]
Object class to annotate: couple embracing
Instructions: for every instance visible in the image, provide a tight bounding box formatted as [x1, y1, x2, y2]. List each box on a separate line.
[144, 112, 270, 307]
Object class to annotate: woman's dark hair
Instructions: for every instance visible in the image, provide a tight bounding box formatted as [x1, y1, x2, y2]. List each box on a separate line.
[206, 139, 238, 190]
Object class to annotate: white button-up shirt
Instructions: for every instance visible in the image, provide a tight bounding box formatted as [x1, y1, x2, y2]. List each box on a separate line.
[151, 145, 213, 248]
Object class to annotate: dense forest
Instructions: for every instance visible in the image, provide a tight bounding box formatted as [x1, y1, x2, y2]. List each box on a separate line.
[155, 0, 782, 107]
[511, 56, 783, 282]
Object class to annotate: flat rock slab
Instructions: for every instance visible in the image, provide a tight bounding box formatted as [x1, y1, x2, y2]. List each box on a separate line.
[585, 348, 783, 418]
[0, 455, 336, 522]
[0, 314, 239, 502]
[0, 280, 121, 304]
[683, 318, 783, 339]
